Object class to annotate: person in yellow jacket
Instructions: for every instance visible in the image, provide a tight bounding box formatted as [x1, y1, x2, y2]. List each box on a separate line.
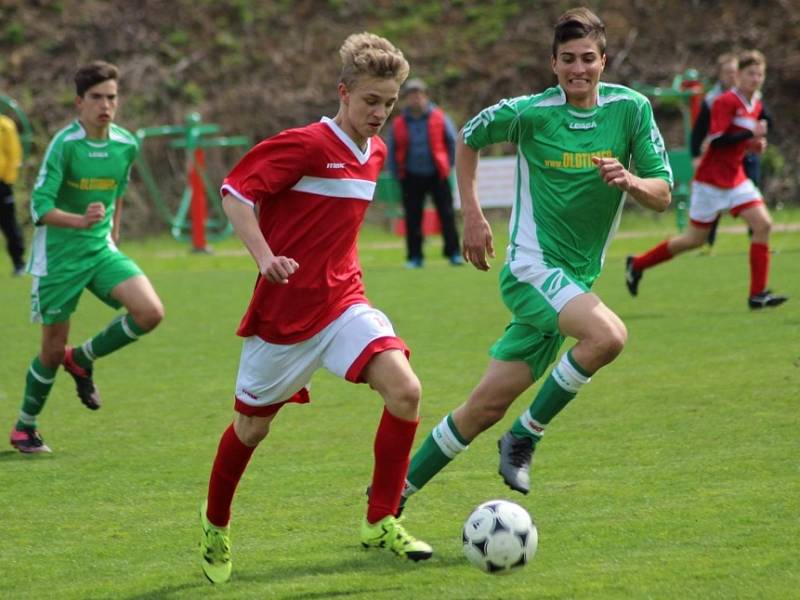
[0, 113, 25, 275]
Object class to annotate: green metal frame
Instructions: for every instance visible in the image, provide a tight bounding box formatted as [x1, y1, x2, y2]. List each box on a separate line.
[0, 93, 33, 159]
[633, 70, 706, 231]
[135, 112, 249, 242]
[374, 172, 403, 217]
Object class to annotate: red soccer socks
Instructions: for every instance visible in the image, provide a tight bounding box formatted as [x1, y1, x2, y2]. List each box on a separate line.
[206, 424, 255, 527]
[367, 408, 418, 524]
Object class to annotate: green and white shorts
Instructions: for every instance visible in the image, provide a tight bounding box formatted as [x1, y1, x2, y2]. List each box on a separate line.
[30, 250, 143, 325]
[490, 260, 589, 380]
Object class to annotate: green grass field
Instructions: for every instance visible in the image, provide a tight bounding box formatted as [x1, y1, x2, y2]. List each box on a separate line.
[1, 211, 798, 599]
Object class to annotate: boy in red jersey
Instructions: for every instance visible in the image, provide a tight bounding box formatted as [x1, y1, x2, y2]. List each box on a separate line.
[626, 50, 787, 309]
[198, 32, 432, 584]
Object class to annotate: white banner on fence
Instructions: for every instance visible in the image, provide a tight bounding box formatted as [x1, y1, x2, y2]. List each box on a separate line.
[453, 155, 517, 208]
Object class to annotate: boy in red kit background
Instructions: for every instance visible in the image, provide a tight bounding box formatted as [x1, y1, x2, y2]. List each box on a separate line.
[626, 50, 787, 310]
[198, 32, 432, 584]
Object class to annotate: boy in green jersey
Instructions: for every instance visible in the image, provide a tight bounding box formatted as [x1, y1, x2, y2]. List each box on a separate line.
[10, 61, 164, 453]
[394, 8, 672, 504]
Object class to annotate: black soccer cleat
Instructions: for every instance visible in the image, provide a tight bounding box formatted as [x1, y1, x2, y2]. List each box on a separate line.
[625, 256, 643, 297]
[63, 347, 101, 410]
[10, 426, 52, 454]
[497, 431, 535, 495]
[748, 290, 788, 310]
[706, 215, 721, 248]
[365, 485, 408, 518]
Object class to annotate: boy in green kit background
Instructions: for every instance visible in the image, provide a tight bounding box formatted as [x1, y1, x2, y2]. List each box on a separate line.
[11, 61, 164, 453]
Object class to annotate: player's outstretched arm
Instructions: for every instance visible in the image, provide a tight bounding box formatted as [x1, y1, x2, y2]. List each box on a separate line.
[591, 156, 670, 212]
[222, 194, 298, 284]
[456, 134, 494, 271]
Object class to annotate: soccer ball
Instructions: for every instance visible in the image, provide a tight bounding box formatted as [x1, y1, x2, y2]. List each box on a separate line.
[462, 499, 538, 574]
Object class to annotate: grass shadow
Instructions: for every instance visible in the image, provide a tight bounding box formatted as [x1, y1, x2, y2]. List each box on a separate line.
[107, 581, 208, 600]
[616, 312, 670, 321]
[273, 587, 404, 600]
[117, 552, 466, 599]
[0, 449, 56, 462]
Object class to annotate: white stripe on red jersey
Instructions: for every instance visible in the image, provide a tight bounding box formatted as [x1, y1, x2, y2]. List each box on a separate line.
[732, 116, 757, 130]
[221, 117, 386, 344]
[220, 183, 255, 206]
[290, 175, 376, 200]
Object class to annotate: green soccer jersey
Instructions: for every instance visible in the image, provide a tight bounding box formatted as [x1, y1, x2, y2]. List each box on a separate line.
[28, 120, 139, 279]
[463, 83, 672, 286]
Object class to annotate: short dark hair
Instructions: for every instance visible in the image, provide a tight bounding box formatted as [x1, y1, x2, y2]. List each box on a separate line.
[75, 61, 119, 97]
[552, 7, 606, 57]
[738, 50, 766, 71]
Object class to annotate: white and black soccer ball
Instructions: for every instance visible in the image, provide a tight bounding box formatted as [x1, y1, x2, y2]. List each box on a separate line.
[462, 499, 538, 574]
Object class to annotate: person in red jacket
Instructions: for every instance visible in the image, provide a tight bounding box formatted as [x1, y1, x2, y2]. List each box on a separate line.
[388, 78, 462, 268]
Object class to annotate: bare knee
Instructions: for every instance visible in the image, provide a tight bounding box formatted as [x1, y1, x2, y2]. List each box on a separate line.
[131, 300, 165, 332]
[384, 374, 422, 418]
[671, 235, 704, 253]
[585, 324, 627, 367]
[40, 346, 66, 369]
[751, 218, 771, 238]
[471, 398, 507, 431]
[670, 223, 712, 253]
[460, 389, 513, 436]
[233, 414, 272, 447]
[685, 237, 705, 250]
[602, 323, 627, 361]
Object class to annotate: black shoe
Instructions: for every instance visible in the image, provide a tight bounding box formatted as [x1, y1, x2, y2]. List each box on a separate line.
[63, 347, 101, 410]
[625, 256, 643, 297]
[706, 215, 721, 247]
[10, 426, 52, 453]
[365, 485, 408, 518]
[497, 431, 535, 495]
[748, 290, 788, 310]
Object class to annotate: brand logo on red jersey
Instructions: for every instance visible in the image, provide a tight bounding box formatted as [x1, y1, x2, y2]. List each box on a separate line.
[326, 162, 346, 169]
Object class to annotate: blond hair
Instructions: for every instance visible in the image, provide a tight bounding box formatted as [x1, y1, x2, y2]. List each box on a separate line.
[338, 32, 409, 89]
[717, 52, 738, 69]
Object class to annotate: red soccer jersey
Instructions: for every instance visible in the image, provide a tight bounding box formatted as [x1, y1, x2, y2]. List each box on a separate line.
[221, 117, 385, 344]
[695, 89, 762, 189]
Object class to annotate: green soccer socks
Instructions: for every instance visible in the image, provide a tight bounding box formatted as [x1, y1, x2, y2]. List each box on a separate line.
[511, 349, 592, 443]
[405, 413, 469, 494]
[71, 314, 147, 369]
[16, 357, 57, 431]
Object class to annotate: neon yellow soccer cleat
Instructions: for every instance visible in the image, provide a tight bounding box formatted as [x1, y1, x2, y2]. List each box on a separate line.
[199, 501, 232, 584]
[360, 515, 433, 561]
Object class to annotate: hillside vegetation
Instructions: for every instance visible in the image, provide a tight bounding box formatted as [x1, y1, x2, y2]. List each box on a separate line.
[1, 0, 797, 234]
